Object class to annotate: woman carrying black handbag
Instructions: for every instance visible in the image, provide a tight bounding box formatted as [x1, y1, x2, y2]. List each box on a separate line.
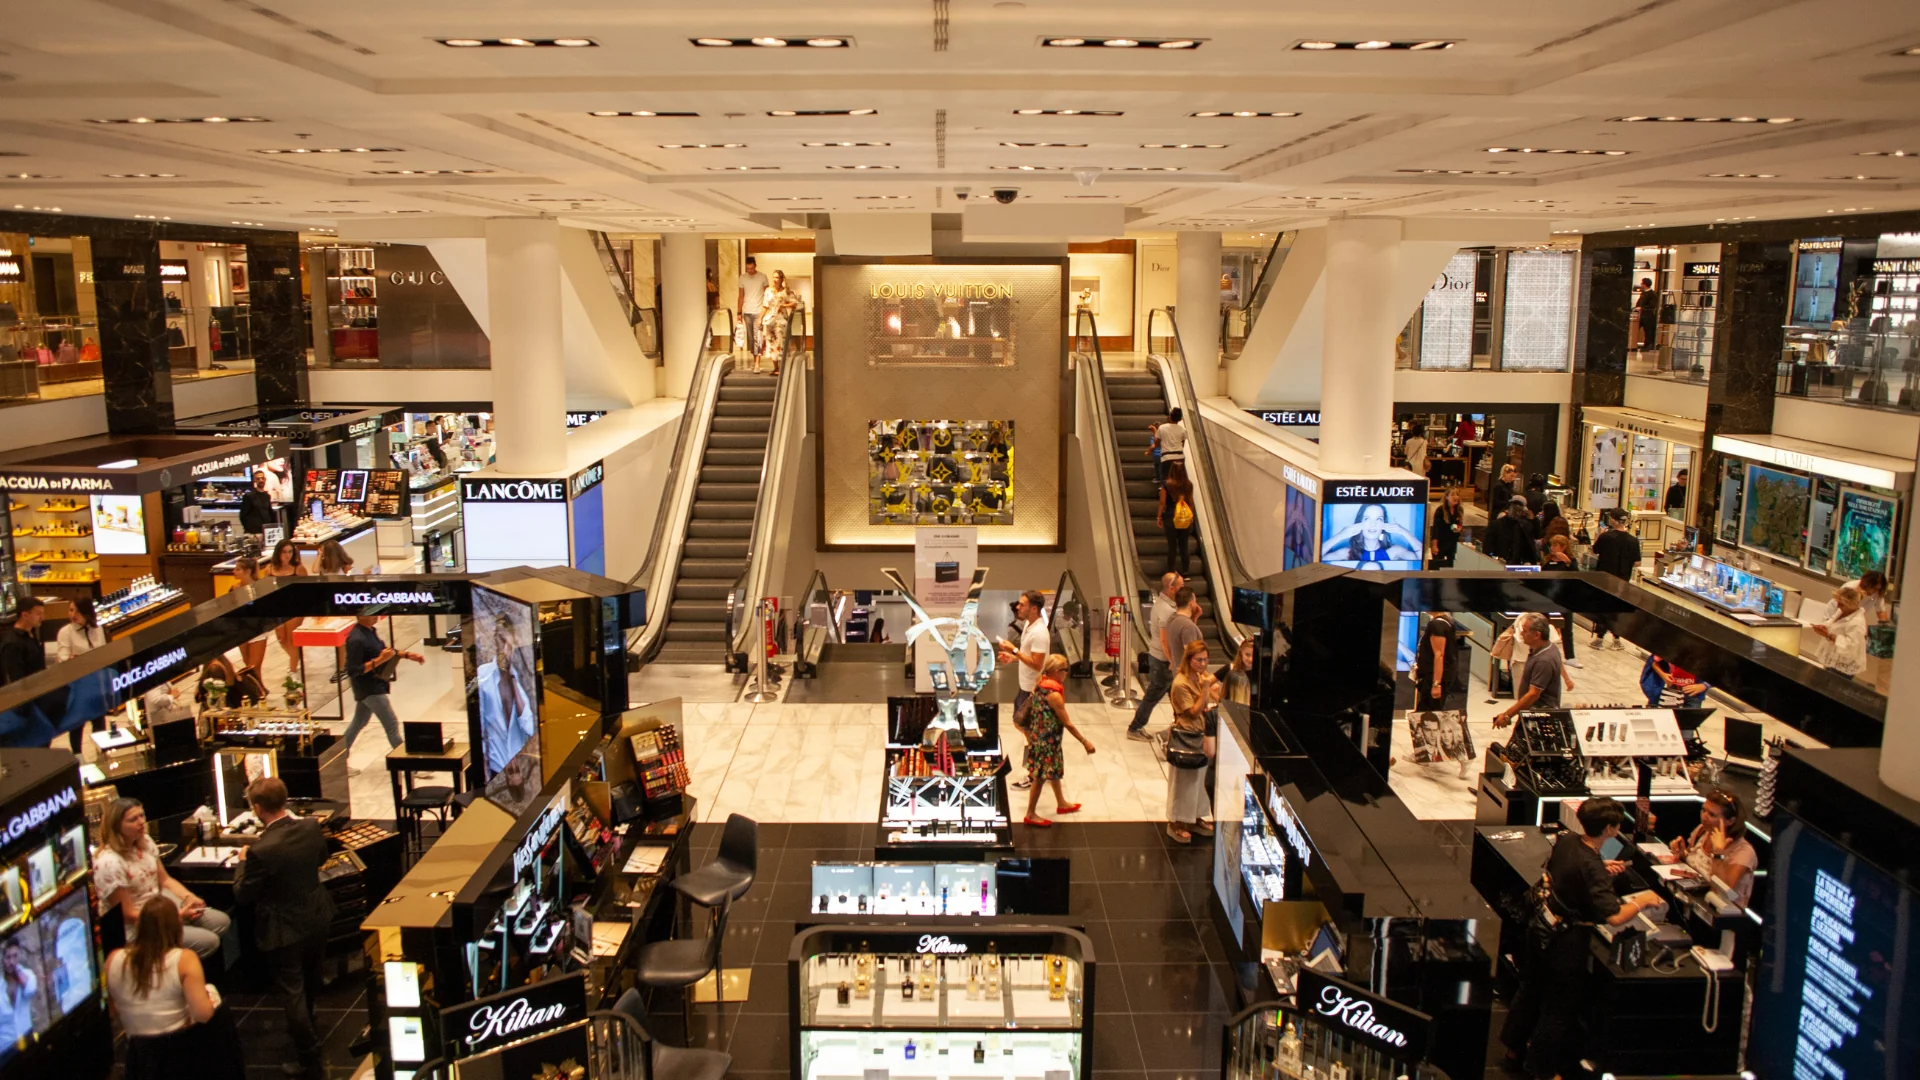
[1165, 639, 1220, 843]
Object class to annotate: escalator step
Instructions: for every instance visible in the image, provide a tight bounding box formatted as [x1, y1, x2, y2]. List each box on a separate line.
[678, 558, 747, 577]
[674, 582, 734, 601]
[699, 465, 762, 484]
[712, 416, 771, 433]
[695, 483, 762, 501]
[669, 601, 730, 622]
[687, 521, 753, 539]
[708, 433, 769, 449]
[703, 450, 766, 468]
[691, 503, 755, 520]
[683, 539, 748, 559]
[662, 625, 729, 643]
[715, 401, 775, 418]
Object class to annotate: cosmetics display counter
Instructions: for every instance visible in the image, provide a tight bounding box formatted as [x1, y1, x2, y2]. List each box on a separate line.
[879, 697, 1010, 858]
[1650, 551, 1804, 650]
[789, 925, 1094, 1080]
[1221, 974, 1451, 1080]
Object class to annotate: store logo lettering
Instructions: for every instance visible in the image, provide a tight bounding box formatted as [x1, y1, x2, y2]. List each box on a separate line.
[512, 799, 567, 880]
[868, 281, 1013, 300]
[112, 647, 189, 694]
[1312, 985, 1408, 1049]
[463, 480, 564, 502]
[333, 590, 438, 607]
[192, 452, 255, 478]
[1282, 465, 1319, 498]
[465, 995, 570, 1049]
[388, 270, 446, 286]
[569, 464, 604, 498]
[917, 935, 968, 955]
[0, 474, 116, 493]
[1332, 484, 1416, 499]
[347, 419, 379, 437]
[3, 787, 76, 845]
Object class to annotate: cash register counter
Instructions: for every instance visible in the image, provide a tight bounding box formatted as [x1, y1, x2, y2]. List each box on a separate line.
[1471, 824, 1746, 1077]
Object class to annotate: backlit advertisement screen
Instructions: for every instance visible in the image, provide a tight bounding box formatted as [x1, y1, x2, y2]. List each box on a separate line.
[471, 586, 542, 814]
[1319, 481, 1427, 571]
[1283, 484, 1316, 571]
[89, 495, 147, 555]
[1833, 488, 1896, 583]
[570, 483, 605, 577]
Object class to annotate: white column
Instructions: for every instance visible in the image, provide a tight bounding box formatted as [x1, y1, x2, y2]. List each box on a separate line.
[661, 232, 708, 398]
[1175, 231, 1223, 396]
[485, 217, 566, 474]
[1878, 446, 1920, 799]
[1318, 217, 1403, 475]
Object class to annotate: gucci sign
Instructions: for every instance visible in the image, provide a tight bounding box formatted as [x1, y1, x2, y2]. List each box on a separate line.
[388, 270, 447, 286]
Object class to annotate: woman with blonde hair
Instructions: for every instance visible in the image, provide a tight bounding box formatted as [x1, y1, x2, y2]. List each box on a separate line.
[1017, 654, 1095, 827]
[1166, 639, 1221, 843]
[1811, 584, 1869, 676]
[95, 798, 232, 961]
[757, 269, 801, 375]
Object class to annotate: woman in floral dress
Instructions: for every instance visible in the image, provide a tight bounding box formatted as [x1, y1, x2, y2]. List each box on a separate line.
[1020, 654, 1096, 827]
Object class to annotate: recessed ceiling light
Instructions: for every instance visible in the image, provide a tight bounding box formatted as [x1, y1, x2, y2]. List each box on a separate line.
[1857, 150, 1914, 157]
[751, 37, 787, 47]
[104, 173, 177, 178]
[1041, 36, 1204, 49]
[764, 196, 824, 201]
[1, 174, 48, 180]
[1485, 147, 1629, 155]
[1157, 40, 1198, 49]
[1900, 45, 1920, 56]
[1009, 109, 1123, 117]
[825, 164, 899, 170]
[696, 36, 850, 48]
[92, 116, 269, 124]
[1140, 143, 1226, 149]
[1104, 39, 1139, 47]
[1610, 115, 1796, 124]
[587, 110, 698, 118]
[1045, 37, 1085, 47]
[1825, 175, 1895, 181]
[1190, 110, 1298, 118]
[694, 38, 733, 47]
[369, 169, 493, 175]
[1001, 141, 1087, 148]
[258, 146, 402, 154]
[856, 194, 913, 200]
[805, 37, 845, 47]
[1293, 39, 1455, 50]
[435, 38, 597, 48]
[1705, 172, 1777, 178]
[1397, 168, 1517, 175]
[1114, 165, 1183, 171]
[766, 109, 877, 117]
[658, 143, 747, 149]
[991, 164, 1062, 171]
[803, 141, 891, 147]
[710, 165, 779, 171]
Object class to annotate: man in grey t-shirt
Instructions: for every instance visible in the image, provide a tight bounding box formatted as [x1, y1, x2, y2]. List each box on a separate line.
[1128, 573, 1182, 739]
[1162, 589, 1202, 673]
[1495, 613, 1565, 727]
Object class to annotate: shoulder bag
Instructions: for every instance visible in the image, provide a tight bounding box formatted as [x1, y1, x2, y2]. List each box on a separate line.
[1490, 626, 1516, 662]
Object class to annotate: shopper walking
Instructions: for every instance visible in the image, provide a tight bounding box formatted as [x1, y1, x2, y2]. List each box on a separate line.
[1165, 640, 1220, 844]
[56, 598, 106, 752]
[342, 613, 426, 763]
[1159, 461, 1197, 576]
[1151, 407, 1187, 485]
[994, 590, 1051, 790]
[95, 797, 234, 961]
[1430, 487, 1466, 568]
[736, 255, 768, 358]
[1810, 585, 1869, 677]
[1494, 613, 1565, 727]
[758, 269, 801, 374]
[1403, 431, 1429, 478]
[1127, 574, 1183, 742]
[1017, 655, 1094, 827]
[233, 777, 335, 1080]
[106, 897, 245, 1080]
[1590, 510, 1641, 650]
[1482, 498, 1538, 566]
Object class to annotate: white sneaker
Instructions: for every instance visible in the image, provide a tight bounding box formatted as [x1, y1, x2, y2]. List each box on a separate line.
[1566, 657, 1583, 669]
[1590, 636, 1605, 649]
[1610, 639, 1626, 651]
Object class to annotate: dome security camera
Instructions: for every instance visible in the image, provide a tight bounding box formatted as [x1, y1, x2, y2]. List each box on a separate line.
[992, 187, 1020, 204]
[953, 185, 971, 201]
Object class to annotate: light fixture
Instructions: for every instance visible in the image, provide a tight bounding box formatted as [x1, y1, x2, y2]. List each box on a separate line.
[586, 111, 699, 118]
[803, 141, 891, 147]
[1397, 168, 1518, 176]
[991, 164, 1062, 171]
[856, 194, 913, 200]
[1113, 165, 1183, 171]
[708, 165, 778, 171]
[1041, 36, 1205, 49]
[1292, 39, 1457, 50]
[1001, 141, 1087, 148]
[1140, 143, 1225, 149]
[694, 36, 850, 48]
[1857, 151, 1914, 157]
[1190, 110, 1298, 118]
[434, 38, 599, 47]
[0, 174, 48, 180]
[766, 108, 876, 117]
[368, 169, 493, 175]
[1485, 147, 1630, 155]
[1010, 109, 1123, 116]
[1705, 172, 1777, 178]
[657, 143, 747, 149]
[1895, 45, 1920, 56]
[824, 164, 898, 170]
[92, 116, 270, 124]
[104, 173, 178, 178]
[1610, 115, 1795, 124]
[258, 146, 403, 154]
[1825, 175, 1895, 181]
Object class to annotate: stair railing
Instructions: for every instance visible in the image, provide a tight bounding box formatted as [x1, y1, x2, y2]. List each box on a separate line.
[1072, 308, 1150, 649]
[1221, 229, 1295, 361]
[723, 306, 808, 670]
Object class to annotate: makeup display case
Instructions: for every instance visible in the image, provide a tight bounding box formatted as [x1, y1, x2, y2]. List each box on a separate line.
[879, 697, 1011, 857]
[789, 924, 1094, 1080]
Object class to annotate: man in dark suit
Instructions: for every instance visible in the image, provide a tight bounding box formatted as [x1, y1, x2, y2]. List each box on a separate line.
[234, 776, 335, 1078]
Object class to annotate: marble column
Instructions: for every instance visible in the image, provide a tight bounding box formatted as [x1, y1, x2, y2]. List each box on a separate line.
[485, 217, 567, 474]
[90, 235, 174, 434]
[661, 233, 708, 398]
[246, 239, 308, 408]
[1881, 440, 1920, 799]
[1175, 231, 1223, 396]
[1572, 247, 1631, 410]
[1318, 218, 1402, 474]
[1697, 240, 1790, 531]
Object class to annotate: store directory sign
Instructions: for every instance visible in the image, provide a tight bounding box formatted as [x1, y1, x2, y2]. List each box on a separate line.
[1319, 480, 1427, 571]
[1753, 813, 1920, 1080]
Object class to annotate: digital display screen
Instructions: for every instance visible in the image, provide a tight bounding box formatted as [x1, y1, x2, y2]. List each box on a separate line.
[336, 470, 369, 504]
[1319, 481, 1428, 571]
[250, 458, 295, 504]
[1752, 813, 1920, 1079]
[89, 495, 147, 555]
[1283, 484, 1316, 571]
[1231, 587, 1270, 633]
[0, 887, 97, 1066]
[473, 586, 543, 815]
[1740, 462, 1811, 562]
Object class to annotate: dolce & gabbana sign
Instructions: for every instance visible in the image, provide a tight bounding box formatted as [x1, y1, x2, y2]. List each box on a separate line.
[461, 477, 567, 503]
[1295, 970, 1431, 1061]
[444, 972, 587, 1060]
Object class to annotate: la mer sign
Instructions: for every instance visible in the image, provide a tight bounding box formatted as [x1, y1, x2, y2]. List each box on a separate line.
[1294, 969, 1431, 1061]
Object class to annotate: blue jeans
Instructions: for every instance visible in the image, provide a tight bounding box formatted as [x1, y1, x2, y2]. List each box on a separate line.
[343, 691, 402, 751]
[1130, 657, 1173, 732]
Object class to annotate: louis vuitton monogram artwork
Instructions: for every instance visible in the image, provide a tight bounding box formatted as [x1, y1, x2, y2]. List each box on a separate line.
[868, 419, 1013, 526]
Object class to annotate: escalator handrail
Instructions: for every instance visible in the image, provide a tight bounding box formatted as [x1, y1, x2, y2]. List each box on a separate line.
[1072, 308, 1151, 644]
[626, 309, 734, 659]
[725, 306, 809, 660]
[1147, 307, 1249, 656]
[1046, 566, 1093, 668]
[590, 230, 642, 326]
[1240, 228, 1294, 319]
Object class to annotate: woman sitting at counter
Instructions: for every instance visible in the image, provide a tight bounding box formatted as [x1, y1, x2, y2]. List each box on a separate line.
[261, 540, 308, 659]
[1810, 585, 1868, 677]
[106, 897, 242, 1080]
[95, 798, 234, 962]
[1667, 788, 1758, 907]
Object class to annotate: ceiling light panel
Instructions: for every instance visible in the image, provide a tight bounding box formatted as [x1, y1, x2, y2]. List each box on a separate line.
[824, 164, 898, 170]
[693, 36, 851, 48]
[257, 147, 403, 154]
[437, 38, 596, 47]
[1398, 168, 1516, 175]
[1704, 172, 1778, 178]
[91, 116, 268, 124]
[1140, 143, 1226, 149]
[368, 169, 492, 175]
[1610, 115, 1795, 124]
[802, 141, 890, 148]
[103, 173, 177, 178]
[1011, 109, 1123, 116]
[1485, 147, 1630, 155]
[1001, 141, 1087, 148]
[767, 109, 876, 117]
[1293, 40, 1456, 51]
[710, 165, 779, 171]
[1825, 175, 1896, 181]
[1040, 36, 1203, 49]
[1190, 111, 1298, 118]
[587, 111, 700, 118]
[657, 143, 746, 149]
[991, 164, 1062, 171]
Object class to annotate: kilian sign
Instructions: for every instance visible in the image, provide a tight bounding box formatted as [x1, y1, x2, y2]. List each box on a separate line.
[443, 971, 588, 1060]
[1295, 970, 1432, 1062]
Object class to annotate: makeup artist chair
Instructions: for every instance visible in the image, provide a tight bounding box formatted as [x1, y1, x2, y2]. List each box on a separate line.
[634, 894, 733, 1044]
[670, 813, 758, 909]
[608, 988, 732, 1080]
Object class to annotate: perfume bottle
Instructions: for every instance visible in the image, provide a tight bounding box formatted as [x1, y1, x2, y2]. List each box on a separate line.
[902, 959, 915, 1000]
[974, 1041, 986, 1064]
[904, 1039, 917, 1061]
[967, 960, 980, 1000]
[818, 893, 830, 912]
[857, 894, 868, 914]
[1328, 1062, 1348, 1080]
[985, 954, 1001, 1000]
[837, 981, 851, 1006]
[856, 945, 874, 999]
[1047, 955, 1066, 1001]
[981, 877, 991, 914]
[1276, 1022, 1302, 1079]
[918, 955, 934, 997]
[941, 885, 949, 914]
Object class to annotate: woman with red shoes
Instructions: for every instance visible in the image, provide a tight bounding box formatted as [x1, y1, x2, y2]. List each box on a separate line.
[1019, 654, 1095, 827]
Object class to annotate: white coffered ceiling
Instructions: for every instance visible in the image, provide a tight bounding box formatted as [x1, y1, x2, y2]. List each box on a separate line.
[0, 0, 1915, 236]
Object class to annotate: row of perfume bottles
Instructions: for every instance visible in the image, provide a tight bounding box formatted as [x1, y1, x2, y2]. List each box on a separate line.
[822, 951, 1070, 1004]
[818, 878, 992, 915]
[1262, 1021, 1412, 1080]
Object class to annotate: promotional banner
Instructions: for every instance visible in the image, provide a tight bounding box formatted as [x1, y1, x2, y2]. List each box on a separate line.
[1833, 488, 1896, 582]
[912, 527, 980, 680]
[1319, 480, 1428, 571]
[1283, 484, 1317, 571]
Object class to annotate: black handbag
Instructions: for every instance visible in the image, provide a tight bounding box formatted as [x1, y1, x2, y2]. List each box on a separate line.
[1166, 726, 1209, 769]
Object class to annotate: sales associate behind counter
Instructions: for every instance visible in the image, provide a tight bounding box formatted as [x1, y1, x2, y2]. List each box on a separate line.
[1502, 797, 1664, 1080]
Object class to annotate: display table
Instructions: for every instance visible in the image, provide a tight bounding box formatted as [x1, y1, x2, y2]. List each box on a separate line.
[1583, 937, 1742, 1076]
[385, 742, 470, 814]
[1648, 575, 1804, 653]
[291, 615, 356, 720]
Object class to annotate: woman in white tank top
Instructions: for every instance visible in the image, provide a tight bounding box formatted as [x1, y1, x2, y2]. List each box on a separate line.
[106, 898, 234, 1080]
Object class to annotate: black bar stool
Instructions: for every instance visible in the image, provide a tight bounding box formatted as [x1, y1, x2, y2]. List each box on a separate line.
[634, 894, 732, 1043]
[397, 785, 454, 864]
[669, 813, 758, 910]
[611, 988, 731, 1080]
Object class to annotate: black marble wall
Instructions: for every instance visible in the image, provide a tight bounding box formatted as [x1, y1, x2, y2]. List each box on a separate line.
[1572, 246, 1632, 409]
[90, 237, 173, 434]
[1697, 240, 1792, 532]
[245, 239, 308, 407]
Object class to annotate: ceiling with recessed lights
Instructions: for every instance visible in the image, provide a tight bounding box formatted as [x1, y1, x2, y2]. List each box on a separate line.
[0, 0, 1914, 238]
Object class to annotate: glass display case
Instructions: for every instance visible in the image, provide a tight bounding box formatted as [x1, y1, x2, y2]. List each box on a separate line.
[880, 749, 1011, 852]
[1654, 552, 1800, 620]
[812, 862, 999, 917]
[1223, 995, 1452, 1080]
[790, 925, 1093, 1080]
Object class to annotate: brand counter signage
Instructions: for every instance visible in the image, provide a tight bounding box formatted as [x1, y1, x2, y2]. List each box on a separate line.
[1281, 464, 1320, 499]
[1295, 970, 1431, 1062]
[1683, 262, 1721, 277]
[566, 411, 607, 429]
[0, 438, 279, 496]
[461, 477, 567, 503]
[568, 461, 605, 500]
[1250, 409, 1322, 428]
[443, 972, 588, 1060]
[3, 785, 77, 848]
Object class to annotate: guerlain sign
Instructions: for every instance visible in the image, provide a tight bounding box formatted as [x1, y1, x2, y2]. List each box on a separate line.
[1294, 970, 1431, 1061]
[444, 971, 587, 1060]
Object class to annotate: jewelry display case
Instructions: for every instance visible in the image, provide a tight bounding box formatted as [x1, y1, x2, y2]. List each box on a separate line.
[789, 924, 1094, 1080]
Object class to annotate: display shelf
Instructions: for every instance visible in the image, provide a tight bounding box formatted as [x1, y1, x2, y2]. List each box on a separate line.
[23, 553, 96, 563]
[811, 861, 999, 917]
[96, 578, 187, 632]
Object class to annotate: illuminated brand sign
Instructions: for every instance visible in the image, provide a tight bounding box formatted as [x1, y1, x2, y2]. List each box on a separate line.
[511, 793, 569, 880]
[1282, 465, 1320, 498]
[917, 934, 968, 955]
[444, 972, 587, 1061]
[347, 419, 380, 438]
[461, 478, 566, 503]
[0, 473, 118, 493]
[568, 462, 604, 499]
[867, 281, 1014, 300]
[566, 411, 606, 429]
[388, 270, 447, 286]
[191, 451, 258, 478]
[111, 647, 189, 695]
[1330, 483, 1420, 501]
[1295, 970, 1431, 1061]
[1797, 239, 1843, 252]
[0, 250, 20, 283]
[333, 590, 438, 607]
[119, 264, 146, 276]
[1684, 262, 1721, 277]
[1266, 788, 1313, 869]
[2, 786, 76, 846]
[1252, 410, 1322, 427]
[158, 261, 189, 280]
[1873, 258, 1920, 274]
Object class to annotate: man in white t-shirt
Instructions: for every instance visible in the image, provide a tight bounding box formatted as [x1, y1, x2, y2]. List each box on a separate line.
[737, 256, 769, 357]
[995, 590, 1052, 789]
